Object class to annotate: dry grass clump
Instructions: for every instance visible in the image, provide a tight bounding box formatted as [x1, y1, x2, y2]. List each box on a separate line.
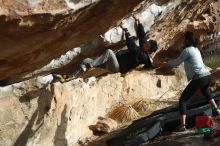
[108, 105, 140, 123]
[108, 97, 179, 124]
[132, 100, 151, 115]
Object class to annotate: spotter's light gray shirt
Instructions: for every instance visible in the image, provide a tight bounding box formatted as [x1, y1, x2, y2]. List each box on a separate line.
[167, 46, 210, 81]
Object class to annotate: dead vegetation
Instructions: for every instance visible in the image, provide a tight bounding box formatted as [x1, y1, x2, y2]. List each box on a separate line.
[108, 104, 140, 123]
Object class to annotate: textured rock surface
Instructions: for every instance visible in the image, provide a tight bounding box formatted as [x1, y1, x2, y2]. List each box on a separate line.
[0, 0, 143, 83]
[1, 0, 219, 84]
[0, 67, 187, 146]
[152, 0, 220, 61]
[0, 0, 220, 146]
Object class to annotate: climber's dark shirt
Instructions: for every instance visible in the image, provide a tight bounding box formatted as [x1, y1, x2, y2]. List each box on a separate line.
[116, 24, 152, 73]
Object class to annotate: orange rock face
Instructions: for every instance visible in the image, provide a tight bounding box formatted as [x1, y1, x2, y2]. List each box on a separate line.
[0, 0, 142, 85]
[0, 0, 219, 86]
[152, 0, 220, 62]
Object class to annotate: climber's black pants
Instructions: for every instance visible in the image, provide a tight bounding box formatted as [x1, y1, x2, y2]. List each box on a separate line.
[179, 75, 213, 115]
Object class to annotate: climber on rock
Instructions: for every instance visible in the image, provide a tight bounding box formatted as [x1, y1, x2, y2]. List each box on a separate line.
[117, 15, 159, 73]
[53, 15, 158, 82]
[157, 31, 220, 132]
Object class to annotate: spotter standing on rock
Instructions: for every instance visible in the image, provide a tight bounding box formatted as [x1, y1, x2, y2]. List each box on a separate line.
[158, 31, 220, 132]
[53, 15, 159, 82]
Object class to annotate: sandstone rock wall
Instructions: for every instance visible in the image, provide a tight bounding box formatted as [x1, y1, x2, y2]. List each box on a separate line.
[0, 67, 187, 146]
[0, 0, 219, 146]
[0, 0, 143, 84]
[1, 0, 219, 84]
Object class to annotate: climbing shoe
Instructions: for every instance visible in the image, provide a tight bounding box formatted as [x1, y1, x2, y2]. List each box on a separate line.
[52, 74, 66, 83]
[174, 125, 187, 132]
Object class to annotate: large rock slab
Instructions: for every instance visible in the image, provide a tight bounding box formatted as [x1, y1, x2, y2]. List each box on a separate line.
[1, 0, 219, 85]
[0, 67, 187, 146]
[0, 0, 143, 83]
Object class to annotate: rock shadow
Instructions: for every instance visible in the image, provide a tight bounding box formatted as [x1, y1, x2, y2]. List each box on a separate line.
[14, 84, 54, 146]
[54, 104, 68, 146]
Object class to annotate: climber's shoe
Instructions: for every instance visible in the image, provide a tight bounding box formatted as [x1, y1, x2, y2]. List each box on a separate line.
[52, 74, 66, 83]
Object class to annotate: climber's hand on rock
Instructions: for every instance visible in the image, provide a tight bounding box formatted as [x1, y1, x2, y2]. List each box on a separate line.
[119, 22, 128, 32]
[133, 15, 140, 24]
